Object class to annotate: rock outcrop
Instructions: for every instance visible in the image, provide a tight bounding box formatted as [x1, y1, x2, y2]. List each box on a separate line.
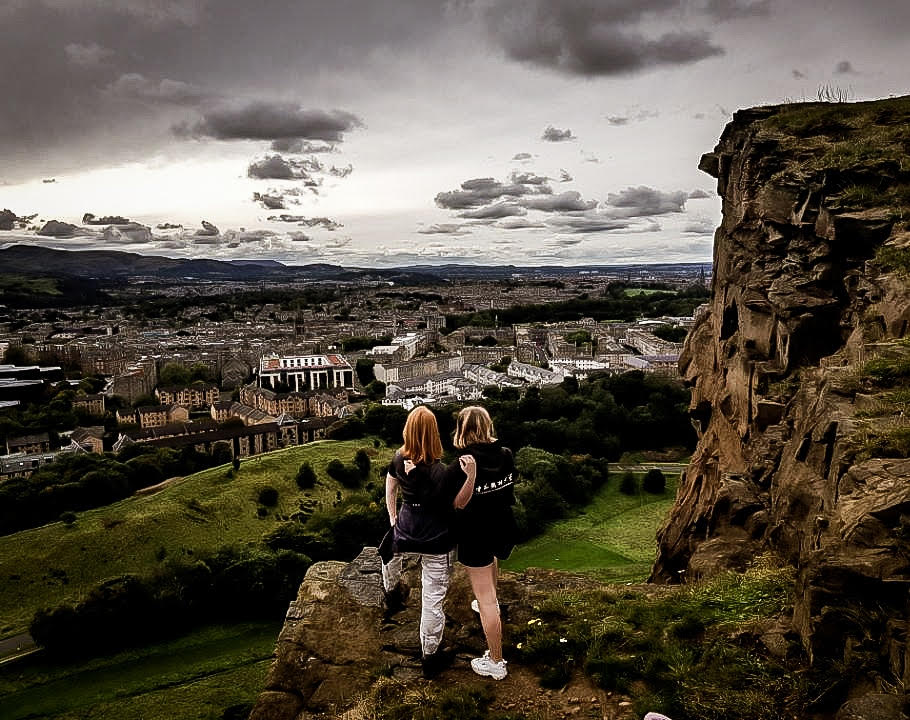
[249, 548, 610, 720]
[652, 97, 910, 703]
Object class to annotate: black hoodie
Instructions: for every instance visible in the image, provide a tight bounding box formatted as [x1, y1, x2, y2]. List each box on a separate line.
[454, 441, 515, 532]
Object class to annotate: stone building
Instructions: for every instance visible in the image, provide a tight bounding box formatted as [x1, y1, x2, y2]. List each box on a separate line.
[258, 354, 354, 392]
[73, 393, 106, 416]
[6, 432, 51, 455]
[155, 383, 219, 409]
[373, 354, 463, 384]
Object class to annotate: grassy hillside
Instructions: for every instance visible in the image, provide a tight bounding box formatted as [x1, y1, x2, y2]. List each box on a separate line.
[503, 470, 677, 581]
[0, 439, 385, 636]
[0, 622, 278, 720]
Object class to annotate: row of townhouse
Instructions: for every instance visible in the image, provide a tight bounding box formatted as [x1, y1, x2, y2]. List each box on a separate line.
[155, 383, 219, 409]
[240, 383, 346, 419]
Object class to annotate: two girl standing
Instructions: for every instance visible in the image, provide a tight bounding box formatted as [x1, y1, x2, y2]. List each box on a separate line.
[381, 405, 516, 680]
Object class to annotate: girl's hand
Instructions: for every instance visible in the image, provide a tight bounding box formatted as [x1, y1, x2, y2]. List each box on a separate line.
[403, 459, 416, 474]
[459, 455, 476, 473]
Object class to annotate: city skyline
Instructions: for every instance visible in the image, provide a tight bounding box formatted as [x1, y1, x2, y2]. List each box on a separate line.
[1, 0, 908, 267]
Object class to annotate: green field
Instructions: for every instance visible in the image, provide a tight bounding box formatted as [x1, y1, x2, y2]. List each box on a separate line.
[502, 471, 678, 582]
[0, 439, 384, 636]
[0, 622, 278, 720]
[623, 287, 673, 297]
[0, 274, 62, 296]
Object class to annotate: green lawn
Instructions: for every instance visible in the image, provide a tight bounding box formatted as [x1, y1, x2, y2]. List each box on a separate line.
[623, 288, 674, 297]
[0, 622, 278, 720]
[503, 472, 678, 582]
[0, 439, 386, 636]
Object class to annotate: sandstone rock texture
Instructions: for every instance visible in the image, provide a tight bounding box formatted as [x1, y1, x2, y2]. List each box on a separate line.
[249, 548, 604, 720]
[652, 98, 910, 703]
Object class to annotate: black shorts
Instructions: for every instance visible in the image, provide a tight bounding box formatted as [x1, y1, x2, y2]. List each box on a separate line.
[457, 536, 515, 568]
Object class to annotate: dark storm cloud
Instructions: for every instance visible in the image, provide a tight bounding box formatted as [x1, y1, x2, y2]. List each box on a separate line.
[834, 60, 854, 74]
[180, 102, 363, 142]
[792, 68, 806, 79]
[270, 138, 337, 154]
[512, 152, 533, 161]
[521, 191, 597, 212]
[546, 214, 630, 234]
[1, 0, 446, 178]
[459, 201, 527, 219]
[606, 186, 687, 216]
[486, 0, 724, 77]
[542, 125, 575, 142]
[434, 177, 552, 210]
[247, 155, 318, 181]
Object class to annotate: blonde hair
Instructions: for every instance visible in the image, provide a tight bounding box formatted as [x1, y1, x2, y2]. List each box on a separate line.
[400, 405, 443, 465]
[453, 405, 496, 449]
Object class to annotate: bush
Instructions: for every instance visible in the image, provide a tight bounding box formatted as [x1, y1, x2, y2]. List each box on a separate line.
[354, 449, 371, 477]
[642, 468, 666, 494]
[620, 472, 638, 495]
[59, 511, 77, 526]
[257, 486, 279, 506]
[296, 462, 317, 489]
[326, 458, 362, 488]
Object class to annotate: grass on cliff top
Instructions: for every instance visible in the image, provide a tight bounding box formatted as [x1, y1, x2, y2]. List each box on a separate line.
[503, 470, 678, 582]
[759, 95, 910, 226]
[0, 439, 385, 636]
[516, 560, 808, 720]
[0, 621, 277, 720]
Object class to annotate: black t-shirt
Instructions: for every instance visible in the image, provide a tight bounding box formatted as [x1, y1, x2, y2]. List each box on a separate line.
[386, 451, 465, 554]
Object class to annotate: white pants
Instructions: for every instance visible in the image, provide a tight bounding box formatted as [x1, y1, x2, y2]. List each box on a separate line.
[382, 551, 452, 656]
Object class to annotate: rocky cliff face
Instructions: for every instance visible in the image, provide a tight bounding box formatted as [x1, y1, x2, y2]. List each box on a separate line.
[652, 97, 910, 693]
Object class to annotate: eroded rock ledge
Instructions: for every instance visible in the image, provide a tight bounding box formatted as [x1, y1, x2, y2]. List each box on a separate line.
[652, 98, 910, 698]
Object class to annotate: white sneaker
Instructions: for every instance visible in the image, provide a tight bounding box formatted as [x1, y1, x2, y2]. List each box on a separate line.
[471, 650, 507, 680]
[471, 599, 500, 613]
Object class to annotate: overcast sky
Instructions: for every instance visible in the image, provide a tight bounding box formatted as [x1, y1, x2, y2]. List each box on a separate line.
[0, 0, 907, 268]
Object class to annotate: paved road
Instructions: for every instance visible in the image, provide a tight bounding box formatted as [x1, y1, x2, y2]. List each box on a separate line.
[0, 633, 37, 665]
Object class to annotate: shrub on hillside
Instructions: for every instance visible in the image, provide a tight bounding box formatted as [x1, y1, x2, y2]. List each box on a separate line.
[354, 449, 371, 477]
[296, 462, 317, 489]
[325, 458, 362, 488]
[257, 486, 279, 506]
[620, 471, 638, 495]
[643, 468, 666, 494]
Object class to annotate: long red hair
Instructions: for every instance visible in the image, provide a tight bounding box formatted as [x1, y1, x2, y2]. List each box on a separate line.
[401, 406, 443, 466]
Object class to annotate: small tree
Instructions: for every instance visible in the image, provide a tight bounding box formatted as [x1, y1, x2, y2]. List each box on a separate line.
[619, 471, 638, 496]
[258, 486, 279, 507]
[296, 462, 317, 489]
[354, 449, 371, 478]
[643, 468, 666, 494]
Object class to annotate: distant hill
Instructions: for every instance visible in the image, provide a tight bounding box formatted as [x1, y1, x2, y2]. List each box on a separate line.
[0, 245, 710, 283]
